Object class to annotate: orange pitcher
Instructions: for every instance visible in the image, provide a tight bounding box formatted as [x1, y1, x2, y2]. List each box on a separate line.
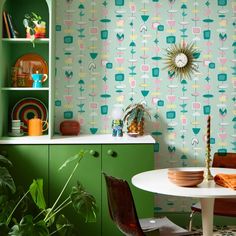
[28, 116, 48, 136]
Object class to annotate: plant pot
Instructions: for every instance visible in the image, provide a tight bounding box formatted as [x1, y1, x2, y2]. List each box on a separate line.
[127, 118, 145, 136]
[60, 120, 80, 136]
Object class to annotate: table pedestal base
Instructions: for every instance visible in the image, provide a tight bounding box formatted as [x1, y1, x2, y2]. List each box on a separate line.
[200, 198, 215, 236]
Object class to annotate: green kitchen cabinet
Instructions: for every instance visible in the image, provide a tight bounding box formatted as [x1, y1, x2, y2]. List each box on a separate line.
[101, 144, 154, 236]
[0, 144, 49, 199]
[49, 143, 154, 236]
[49, 144, 102, 236]
[0, 143, 154, 236]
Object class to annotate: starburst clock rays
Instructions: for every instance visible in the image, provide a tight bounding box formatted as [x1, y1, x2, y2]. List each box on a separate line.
[164, 43, 200, 79]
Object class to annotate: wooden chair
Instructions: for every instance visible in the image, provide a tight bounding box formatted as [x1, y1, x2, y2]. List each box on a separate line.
[103, 173, 199, 236]
[189, 152, 236, 230]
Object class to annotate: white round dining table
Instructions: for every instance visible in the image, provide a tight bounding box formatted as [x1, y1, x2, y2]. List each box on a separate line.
[132, 167, 236, 236]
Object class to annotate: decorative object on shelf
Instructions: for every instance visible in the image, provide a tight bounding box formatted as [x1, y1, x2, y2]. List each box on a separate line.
[163, 42, 200, 79]
[8, 119, 24, 137]
[11, 66, 19, 87]
[204, 115, 213, 181]
[23, 12, 46, 47]
[28, 116, 48, 136]
[111, 107, 123, 137]
[60, 120, 80, 136]
[11, 97, 48, 132]
[6, 12, 18, 38]
[31, 71, 48, 88]
[123, 102, 151, 136]
[13, 53, 48, 87]
[2, 11, 11, 38]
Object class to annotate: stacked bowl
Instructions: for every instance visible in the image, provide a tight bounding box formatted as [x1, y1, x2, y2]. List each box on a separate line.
[168, 168, 204, 187]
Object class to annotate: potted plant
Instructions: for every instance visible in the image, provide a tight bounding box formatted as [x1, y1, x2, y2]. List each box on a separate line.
[123, 103, 151, 136]
[23, 12, 46, 47]
[0, 150, 97, 236]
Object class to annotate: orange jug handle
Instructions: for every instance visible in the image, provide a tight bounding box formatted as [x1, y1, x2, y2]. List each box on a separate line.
[42, 120, 49, 132]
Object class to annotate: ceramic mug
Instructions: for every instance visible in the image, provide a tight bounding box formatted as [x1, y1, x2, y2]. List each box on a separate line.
[28, 116, 48, 136]
[11, 127, 22, 135]
[10, 120, 23, 136]
[11, 119, 21, 128]
[31, 73, 48, 88]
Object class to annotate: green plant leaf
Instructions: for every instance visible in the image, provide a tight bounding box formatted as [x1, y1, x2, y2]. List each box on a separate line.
[0, 155, 13, 167]
[123, 110, 132, 122]
[137, 110, 144, 124]
[22, 19, 28, 28]
[59, 150, 87, 171]
[44, 208, 55, 227]
[127, 109, 137, 125]
[24, 14, 30, 19]
[0, 196, 15, 224]
[9, 215, 49, 236]
[70, 182, 97, 223]
[0, 167, 16, 194]
[55, 214, 78, 236]
[123, 103, 151, 125]
[29, 28, 35, 36]
[31, 12, 41, 21]
[29, 179, 46, 210]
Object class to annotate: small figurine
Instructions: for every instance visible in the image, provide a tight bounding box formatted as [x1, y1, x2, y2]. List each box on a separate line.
[111, 107, 123, 137]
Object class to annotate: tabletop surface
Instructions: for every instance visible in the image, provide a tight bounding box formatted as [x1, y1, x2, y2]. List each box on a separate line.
[132, 167, 236, 198]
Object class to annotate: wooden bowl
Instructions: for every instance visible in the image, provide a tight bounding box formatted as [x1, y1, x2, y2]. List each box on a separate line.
[168, 167, 204, 177]
[168, 168, 204, 187]
[168, 176, 204, 187]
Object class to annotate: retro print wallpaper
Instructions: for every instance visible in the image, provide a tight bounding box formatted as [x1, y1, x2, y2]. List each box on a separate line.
[55, 0, 236, 212]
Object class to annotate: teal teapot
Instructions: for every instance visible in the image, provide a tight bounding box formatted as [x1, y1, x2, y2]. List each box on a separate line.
[31, 72, 48, 88]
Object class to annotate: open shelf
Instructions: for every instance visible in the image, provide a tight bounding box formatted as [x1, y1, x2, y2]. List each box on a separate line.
[2, 38, 49, 43]
[1, 87, 49, 91]
[0, 0, 54, 142]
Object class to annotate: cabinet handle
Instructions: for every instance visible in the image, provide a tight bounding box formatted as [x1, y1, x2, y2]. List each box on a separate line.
[107, 149, 117, 157]
[89, 150, 99, 158]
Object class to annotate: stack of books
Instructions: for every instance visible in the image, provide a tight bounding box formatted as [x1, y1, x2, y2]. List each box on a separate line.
[2, 11, 18, 38]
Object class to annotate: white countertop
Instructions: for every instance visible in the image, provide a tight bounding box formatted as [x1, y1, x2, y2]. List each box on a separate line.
[0, 134, 156, 144]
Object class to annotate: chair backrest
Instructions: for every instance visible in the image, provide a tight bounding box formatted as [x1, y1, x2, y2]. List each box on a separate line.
[212, 152, 236, 168]
[103, 173, 145, 236]
[212, 152, 236, 217]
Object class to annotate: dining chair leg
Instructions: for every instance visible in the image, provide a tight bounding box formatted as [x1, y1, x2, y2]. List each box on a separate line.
[188, 210, 196, 231]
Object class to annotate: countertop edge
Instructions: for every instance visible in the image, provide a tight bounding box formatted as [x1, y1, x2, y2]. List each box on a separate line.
[0, 134, 156, 144]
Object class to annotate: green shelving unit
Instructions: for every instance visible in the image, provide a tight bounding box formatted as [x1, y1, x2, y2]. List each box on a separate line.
[0, 0, 55, 140]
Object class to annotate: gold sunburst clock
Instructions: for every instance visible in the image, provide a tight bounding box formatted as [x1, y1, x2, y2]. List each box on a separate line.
[163, 43, 200, 79]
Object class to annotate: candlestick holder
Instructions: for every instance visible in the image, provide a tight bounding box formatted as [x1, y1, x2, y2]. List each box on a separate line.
[204, 147, 213, 181]
[204, 115, 213, 181]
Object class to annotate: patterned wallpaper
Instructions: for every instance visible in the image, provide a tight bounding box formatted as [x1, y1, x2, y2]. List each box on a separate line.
[55, 0, 236, 212]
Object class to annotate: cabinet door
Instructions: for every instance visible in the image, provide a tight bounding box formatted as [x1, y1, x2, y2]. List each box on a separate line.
[102, 144, 154, 236]
[0, 144, 49, 200]
[49, 144, 101, 236]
